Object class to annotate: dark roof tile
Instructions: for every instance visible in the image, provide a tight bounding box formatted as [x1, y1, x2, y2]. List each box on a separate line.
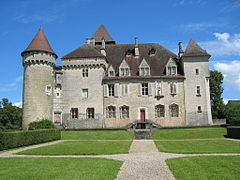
[183, 40, 210, 57]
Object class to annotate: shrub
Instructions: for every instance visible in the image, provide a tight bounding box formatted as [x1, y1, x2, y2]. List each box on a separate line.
[227, 126, 240, 139]
[28, 119, 56, 130]
[0, 129, 61, 151]
[225, 104, 240, 125]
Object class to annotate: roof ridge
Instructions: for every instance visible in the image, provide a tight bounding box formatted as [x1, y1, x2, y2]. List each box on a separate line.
[183, 39, 210, 57]
[92, 24, 115, 43]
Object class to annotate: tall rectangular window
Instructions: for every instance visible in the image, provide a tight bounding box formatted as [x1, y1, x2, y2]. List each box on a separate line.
[196, 86, 201, 96]
[86, 108, 94, 119]
[82, 89, 88, 98]
[141, 83, 148, 95]
[195, 69, 199, 75]
[82, 68, 88, 77]
[108, 84, 115, 96]
[155, 105, 165, 117]
[120, 105, 129, 119]
[170, 83, 177, 95]
[71, 108, 78, 119]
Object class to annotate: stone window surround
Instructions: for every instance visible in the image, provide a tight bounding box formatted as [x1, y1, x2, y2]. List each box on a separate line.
[108, 84, 115, 96]
[71, 108, 78, 119]
[120, 105, 129, 119]
[86, 108, 94, 119]
[141, 83, 148, 96]
[106, 106, 116, 118]
[82, 88, 88, 98]
[155, 104, 165, 117]
[82, 67, 88, 77]
[120, 67, 130, 76]
[169, 103, 179, 117]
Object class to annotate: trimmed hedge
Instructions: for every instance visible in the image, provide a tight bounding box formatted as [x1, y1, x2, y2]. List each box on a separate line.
[227, 126, 240, 139]
[0, 129, 61, 151]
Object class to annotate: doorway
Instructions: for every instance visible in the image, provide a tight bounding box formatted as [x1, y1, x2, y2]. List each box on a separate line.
[140, 109, 146, 121]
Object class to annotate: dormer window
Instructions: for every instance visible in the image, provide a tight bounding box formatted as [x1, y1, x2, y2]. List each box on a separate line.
[126, 49, 132, 56]
[167, 66, 177, 75]
[120, 68, 129, 76]
[140, 67, 149, 76]
[149, 48, 156, 56]
[109, 70, 115, 77]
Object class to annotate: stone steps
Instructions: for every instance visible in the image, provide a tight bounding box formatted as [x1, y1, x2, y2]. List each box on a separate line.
[134, 130, 152, 139]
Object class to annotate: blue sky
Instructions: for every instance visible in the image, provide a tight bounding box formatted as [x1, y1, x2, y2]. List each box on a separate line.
[0, 0, 239, 106]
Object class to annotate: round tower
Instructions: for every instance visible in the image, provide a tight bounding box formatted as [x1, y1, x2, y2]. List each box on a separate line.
[21, 29, 57, 130]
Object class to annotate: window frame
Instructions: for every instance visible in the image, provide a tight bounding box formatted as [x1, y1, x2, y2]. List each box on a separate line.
[71, 108, 78, 119]
[82, 88, 88, 98]
[196, 86, 201, 96]
[106, 106, 116, 118]
[86, 108, 94, 119]
[170, 104, 179, 117]
[155, 104, 165, 117]
[108, 84, 115, 97]
[82, 68, 88, 77]
[141, 83, 149, 96]
[120, 105, 129, 119]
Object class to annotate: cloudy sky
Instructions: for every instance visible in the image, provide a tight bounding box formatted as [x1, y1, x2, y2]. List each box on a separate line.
[0, 0, 239, 107]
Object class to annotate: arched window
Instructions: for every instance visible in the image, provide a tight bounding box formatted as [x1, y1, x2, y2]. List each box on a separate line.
[170, 104, 179, 117]
[155, 104, 165, 117]
[106, 106, 116, 118]
[120, 105, 129, 119]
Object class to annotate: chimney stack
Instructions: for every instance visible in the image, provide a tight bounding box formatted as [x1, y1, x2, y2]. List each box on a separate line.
[178, 42, 184, 57]
[100, 37, 106, 56]
[134, 37, 139, 57]
[86, 38, 95, 47]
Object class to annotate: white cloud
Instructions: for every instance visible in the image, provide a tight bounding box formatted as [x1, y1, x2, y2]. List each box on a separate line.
[179, 23, 220, 32]
[213, 60, 240, 91]
[8, 76, 23, 87]
[200, 32, 240, 57]
[13, 102, 22, 108]
[0, 76, 23, 92]
[173, 0, 203, 6]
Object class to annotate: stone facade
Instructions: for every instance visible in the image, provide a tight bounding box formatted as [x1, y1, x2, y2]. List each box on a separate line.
[21, 25, 213, 129]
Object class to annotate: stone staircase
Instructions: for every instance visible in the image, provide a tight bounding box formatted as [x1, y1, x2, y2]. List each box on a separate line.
[134, 129, 152, 139]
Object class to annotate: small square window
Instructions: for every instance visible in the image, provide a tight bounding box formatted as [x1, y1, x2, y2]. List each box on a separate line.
[82, 89, 88, 98]
[197, 106, 202, 113]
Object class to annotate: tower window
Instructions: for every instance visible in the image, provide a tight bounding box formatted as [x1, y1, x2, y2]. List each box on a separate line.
[82, 89, 88, 98]
[197, 106, 202, 113]
[82, 68, 88, 77]
[196, 86, 201, 96]
[196, 69, 199, 75]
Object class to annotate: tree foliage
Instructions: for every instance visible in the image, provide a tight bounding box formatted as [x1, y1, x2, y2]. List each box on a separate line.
[28, 119, 56, 130]
[0, 98, 22, 129]
[225, 104, 240, 125]
[209, 70, 225, 118]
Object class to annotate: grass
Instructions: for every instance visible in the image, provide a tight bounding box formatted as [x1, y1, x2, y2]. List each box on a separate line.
[155, 139, 240, 154]
[152, 127, 226, 140]
[0, 158, 122, 180]
[61, 130, 133, 140]
[17, 141, 132, 155]
[166, 156, 240, 180]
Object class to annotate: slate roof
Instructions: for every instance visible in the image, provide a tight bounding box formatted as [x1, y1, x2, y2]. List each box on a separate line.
[61, 44, 105, 59]
[228, 100, 240, 104]
[96, 43, 179, 76]
[183, 40, 210, 57]
[21, 29, 57, 57]
[92, 24, 115, 44]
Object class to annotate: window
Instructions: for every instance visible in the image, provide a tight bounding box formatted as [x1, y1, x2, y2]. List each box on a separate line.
[149, 48, 156, 56]
[106, 106, 116, 118]
[108, 84, 115, 96]
[126, 49, 132, 56]
[120, 68, 129, 76]
[195, 69, 199, 75]
[45, 85, 52, 96]
[109, 70, 115, 77]
[71, 108, 78, 119]
[82, 89, 88, 98]
[120, 105, 129, 119]
[167, 66, 177, 75]
[170, 83, 177, 95]
[140, 67, 150, 76]
[155, 104, 165, 117]
[141, 83, 148, 96]
[197, 106, 202, 113]
[86, 108, 94, 119]
[196, 86, 201, 96]
[170, 104, 179, 117]
[82, 68, 88, 77]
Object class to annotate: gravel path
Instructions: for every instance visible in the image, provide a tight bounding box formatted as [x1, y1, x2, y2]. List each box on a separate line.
[1, 139, 240, 180]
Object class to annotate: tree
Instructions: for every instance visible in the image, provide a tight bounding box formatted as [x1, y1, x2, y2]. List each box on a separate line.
[209, 70, 225, 119]
[225, 104, 240, 125]
[0, 98, 22, 129]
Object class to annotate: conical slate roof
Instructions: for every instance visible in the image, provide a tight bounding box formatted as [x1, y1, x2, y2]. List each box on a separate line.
[21, 29, 57, 57]
[92, 24, 115, 43]
[183, 40, 210, 57]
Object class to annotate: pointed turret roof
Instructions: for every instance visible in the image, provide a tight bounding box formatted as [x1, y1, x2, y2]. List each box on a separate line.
[183, 40, 210, 57]
[21, 29, 57, 57]
[92, 24, 115, 44]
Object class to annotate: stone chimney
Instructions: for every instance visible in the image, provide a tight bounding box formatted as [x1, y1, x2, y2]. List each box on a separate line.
[134, 37, 139, 57]
[100, 37, 106, 56]
[178, 42, 184, 57]
[86, 38, 95, 47]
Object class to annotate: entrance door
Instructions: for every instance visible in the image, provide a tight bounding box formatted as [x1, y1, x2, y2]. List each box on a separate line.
[140, 109, 146, 121]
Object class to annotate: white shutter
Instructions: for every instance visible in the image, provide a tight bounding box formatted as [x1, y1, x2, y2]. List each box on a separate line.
[104, 84, 108, 97]
[155, 82, 158, 96]
[126, 84, 129, 96]
[138, 84, 142, 96]
[120, 84, 123, 97]
[148, 83, 152, 96]
[114, 84, 118, 97]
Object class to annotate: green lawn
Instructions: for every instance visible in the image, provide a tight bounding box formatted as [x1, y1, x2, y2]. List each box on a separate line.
[166, 156, 240, 180]
[155, 139, 240, 154]
[17, 141, 132, 155]
[0, 158, 122, 180]
[152, 127, 226, 140]
[61, 130, 133, 140]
